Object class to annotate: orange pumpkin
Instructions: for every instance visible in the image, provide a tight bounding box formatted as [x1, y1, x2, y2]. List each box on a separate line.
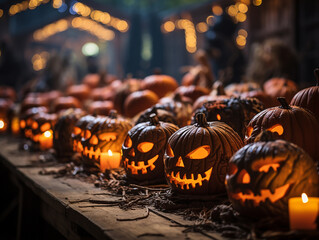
[143, 74, 178, 99]
[263, 77, 298, 103]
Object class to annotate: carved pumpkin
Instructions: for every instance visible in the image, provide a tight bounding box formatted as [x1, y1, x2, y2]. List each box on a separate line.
[263, 77, 298, 103]
[31, 112, 57, 151]
[165, 113, 243, 195]
[71, 115, 96, 154]
[195, 98, 264, 140]
[136, 93, 193, 127]
[124, 90, 159, 118]
[290, 69, 319, 122]
[246, 97, 319, 162]
[123, 113, 179, 183]
[19, 106, 49, 139]
[82, 111, 132, 171]
[143, 74, 178, 98]
[53, 108, 86, 159]
[0, 98, 13, 133]
[226, 132, 319, 219]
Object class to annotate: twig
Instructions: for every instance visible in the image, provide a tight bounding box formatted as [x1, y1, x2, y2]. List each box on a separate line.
[129, 184, 169, 191]
[78, 204, 119, 208]
[92, 193, 121, 197]
[89, 199, 122, 204]
[116, 207, 149, 221]
[69, 198, 91, 204]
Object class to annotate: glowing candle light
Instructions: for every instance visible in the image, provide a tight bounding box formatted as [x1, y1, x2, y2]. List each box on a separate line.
[38, 130, 53, 150]
[100, 150, 121, 172]
[289, 193, 319, 230]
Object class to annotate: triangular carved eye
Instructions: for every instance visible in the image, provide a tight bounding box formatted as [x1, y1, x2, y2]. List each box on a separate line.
[123, 135, 132, 147]
[98, 132, 117, 141]
[186, 145, 210, 159]
[83, 130, 91, 140]
[267, 124, 284, 135]
[73, 126, 81, 135]
[237, 169, 250, 184]
[90, 135, 98, 145]
[137, 142, 154, 153]
[166, 144, 174, 157]
[41, 123, 51, 132]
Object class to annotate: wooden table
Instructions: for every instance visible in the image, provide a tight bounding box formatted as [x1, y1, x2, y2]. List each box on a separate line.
[0, 136, 224, 240]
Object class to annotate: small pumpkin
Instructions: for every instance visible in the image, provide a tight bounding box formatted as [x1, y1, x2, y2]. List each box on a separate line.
[67, 84, 91, 101]
[71, 115, 96, 154]
[82, 111, 132, 171]
[246, 97, 319, 162]
[53, 108, 86, 159]
[123, 113, 179, 183]
[240, 90, 277, 109]
[195, 97, 264, 140]
[20, 94, 48, 114]
[124, 90, 159, 118]
[290, 68, 319, 122]
[88, 101, 114, 116]
[52, 96, 81, 113]
[226, 131, 319, 219]
[143, 74, 178, 99]
[165, 113, 243, 195]
[224, 82, 261, 97]
[174, 85, 210, 103]
[263, 77, 298, 103]
[31, 112, 57, 151]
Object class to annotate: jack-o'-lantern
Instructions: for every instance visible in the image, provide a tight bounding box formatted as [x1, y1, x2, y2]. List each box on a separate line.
[53, 108, 86, 159]
[195, 98, 264, 140]
[226, 132, 319, 219]
[71, 115, 96, 153]
[123, 113, 179, 183]
[290, 68, 319, 122]
[82, 111, 132, 171]
[31, 113, 57, 151]
[19, 106, 48, 139]
[0, 98, 13, 133]
[246, 97, 319, 162]
[165, 113, 243, 195]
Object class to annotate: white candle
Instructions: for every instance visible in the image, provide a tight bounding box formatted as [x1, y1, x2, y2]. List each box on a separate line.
[289, 193, 319, 230]
[100, 150, 121, 172]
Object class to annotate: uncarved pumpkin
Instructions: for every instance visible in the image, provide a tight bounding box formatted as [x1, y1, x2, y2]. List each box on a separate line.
[143, 74, 178, 99]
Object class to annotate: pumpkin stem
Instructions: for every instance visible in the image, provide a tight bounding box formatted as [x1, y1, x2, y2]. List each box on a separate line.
[109, 110, 118, 119]
[277, 97, 291, 109]
[314, 68, 319, 86]
[255, 130, 275, 142]
[194, 112, 209, 127]
[149, 113, 160, 125]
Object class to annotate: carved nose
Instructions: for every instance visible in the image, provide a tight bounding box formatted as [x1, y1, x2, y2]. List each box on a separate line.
[129, 148, 135, 157]
[176, 157, 185, 167]
[89, 135, 98, 145]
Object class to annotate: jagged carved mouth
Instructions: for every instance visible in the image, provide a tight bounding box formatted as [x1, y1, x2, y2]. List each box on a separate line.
[83, 146, 108, 160]
[230, 184, 290, 206]
[167, 167, 213, 190]
[124, 155, 158, 174]
[73, 140, 83, 153]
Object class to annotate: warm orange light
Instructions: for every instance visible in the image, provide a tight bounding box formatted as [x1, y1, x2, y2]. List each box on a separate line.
[117, 20, 129, 32]
[206, 15, 215, 25]
[238, 3, 248, 13]
[253, 0, 262, 6]
[163, 21, 175, 33]
[302, 193, 308, 203]
[236, 35, 246, 47]
[259, 163, 280, 172]
[137, 142, 154, 153]
[238, 29, 248, 38]
[0, 9, 3, 18]
[267, 124, 284, 135]
[227, 5, 238, 17]
[108, 149, 112, 156]
[216, 114, 221, 121]
[196, 22, 208, 33]
[236, 12, 247, 22]
[212, 5, 223, 16]
[44, 130, 52, 138]
[0, 120, 4, 129]
[186, 145, 210, 159]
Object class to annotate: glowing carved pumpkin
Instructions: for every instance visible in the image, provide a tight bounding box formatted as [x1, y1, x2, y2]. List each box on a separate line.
[123, 113, 179, 183]
[246, 97, 319, 162]
[226, 133, 319, 219]
[31, 113, 57, 151]
[53, 108, 86, 159]
[20, 107, 49, 139]
[195, 97, 264, 140]
[165, 113, 243, 195]
[71, 115, 96, 154]
[82, 111, 132, 171]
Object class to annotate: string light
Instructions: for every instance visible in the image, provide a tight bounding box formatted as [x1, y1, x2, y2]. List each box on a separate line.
[33, 19, 68, 41]
[32, 51, 49, 71]
[9, 0, 49, 16]
[161, 21, 175, 33]
[196, 22, 208, 33]
[72, 2, 129, 32]
[253, 0, 262, 6]
[212, 5, 223, 16]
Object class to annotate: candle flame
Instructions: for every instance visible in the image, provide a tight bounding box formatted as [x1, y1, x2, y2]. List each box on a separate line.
[44, 130, 52, 138]
[0, 120, 4, 129]
[108, 150, 112, 156]
[301, 193, 308, 203]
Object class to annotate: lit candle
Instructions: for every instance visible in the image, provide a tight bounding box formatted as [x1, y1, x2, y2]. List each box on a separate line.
[38, 130, 53, 150]
[289, 193, 319, 230]
[0, 118, 7, 133]
[100, 150, 121, 172]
